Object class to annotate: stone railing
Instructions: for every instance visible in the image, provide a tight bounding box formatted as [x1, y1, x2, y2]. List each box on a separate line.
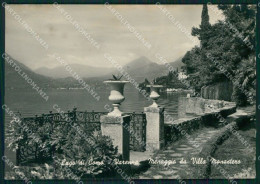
[179, 97, 236, 115]
[164, 97, 237, 144]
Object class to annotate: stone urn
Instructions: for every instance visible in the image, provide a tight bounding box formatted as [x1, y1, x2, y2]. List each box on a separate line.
[147, 85, 163, 107]
[104, 81, 129, 116]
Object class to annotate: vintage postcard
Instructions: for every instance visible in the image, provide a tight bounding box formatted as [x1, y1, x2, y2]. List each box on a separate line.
[0, 1, 258, 183]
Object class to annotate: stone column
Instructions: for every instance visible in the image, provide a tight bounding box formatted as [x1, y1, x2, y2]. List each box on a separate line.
[100, 115, 130, 161]
[144, 106, 165, 151]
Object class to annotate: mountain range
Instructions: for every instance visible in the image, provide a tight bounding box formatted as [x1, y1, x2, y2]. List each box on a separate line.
[34, 56, 184, 82]
[35, 64, 113, 79]
[5, 54, 79, 89]
[5, 54, 185, 89]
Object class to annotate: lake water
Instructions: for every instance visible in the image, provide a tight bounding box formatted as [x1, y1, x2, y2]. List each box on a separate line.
[5, 85, 190, 123]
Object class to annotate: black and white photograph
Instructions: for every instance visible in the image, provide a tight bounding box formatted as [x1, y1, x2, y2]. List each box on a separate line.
[0, 2, 258, 183]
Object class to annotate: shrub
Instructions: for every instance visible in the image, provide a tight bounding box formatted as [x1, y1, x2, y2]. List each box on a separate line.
[231, 85, 248, 106]
[6, 114, 119, 179]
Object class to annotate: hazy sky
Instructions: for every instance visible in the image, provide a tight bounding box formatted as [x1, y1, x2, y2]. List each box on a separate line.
[6, 4, 223, 70]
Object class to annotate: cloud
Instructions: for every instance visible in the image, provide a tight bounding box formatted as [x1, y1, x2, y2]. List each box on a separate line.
[5, 4, 223, 70]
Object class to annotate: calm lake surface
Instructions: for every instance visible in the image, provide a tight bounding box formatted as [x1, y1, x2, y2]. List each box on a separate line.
[5, 85, 189, 123]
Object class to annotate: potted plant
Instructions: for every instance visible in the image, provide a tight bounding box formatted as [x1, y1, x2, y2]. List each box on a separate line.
[146, 79, 163, 107]
[104, 74, 129, 116]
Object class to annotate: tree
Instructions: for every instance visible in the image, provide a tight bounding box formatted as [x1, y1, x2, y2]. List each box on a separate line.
[191, 4, 211, 48]
[182, 4, 256, 105]
[201, 4, 210, 28]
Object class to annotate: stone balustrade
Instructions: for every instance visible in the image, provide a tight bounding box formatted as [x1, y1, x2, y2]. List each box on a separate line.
[101, 97, 237, 161]
[164, 98, 237, 145]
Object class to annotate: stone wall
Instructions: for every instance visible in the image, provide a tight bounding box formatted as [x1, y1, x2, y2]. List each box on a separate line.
[164, 98, 236, 144]
[201, 81, 233, 101]
[179, 97, 227, 115]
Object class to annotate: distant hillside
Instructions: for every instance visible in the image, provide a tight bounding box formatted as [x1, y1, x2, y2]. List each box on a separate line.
[5, 54, 52, 89]
[33, 55, 185, 83]
[169, 57, 185, 70]
[35, 64, 113, 78]
[121, 56, 165, 82]
[5, 54, 81, 89]
[91, 56, 185, 83]
[139, 70, 188, 90]
[5, 54, 186, 90]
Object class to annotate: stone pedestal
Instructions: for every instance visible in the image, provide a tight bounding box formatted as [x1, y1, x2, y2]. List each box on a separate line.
[144, 106, 165, 151]
[100, 115, 130, 160]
